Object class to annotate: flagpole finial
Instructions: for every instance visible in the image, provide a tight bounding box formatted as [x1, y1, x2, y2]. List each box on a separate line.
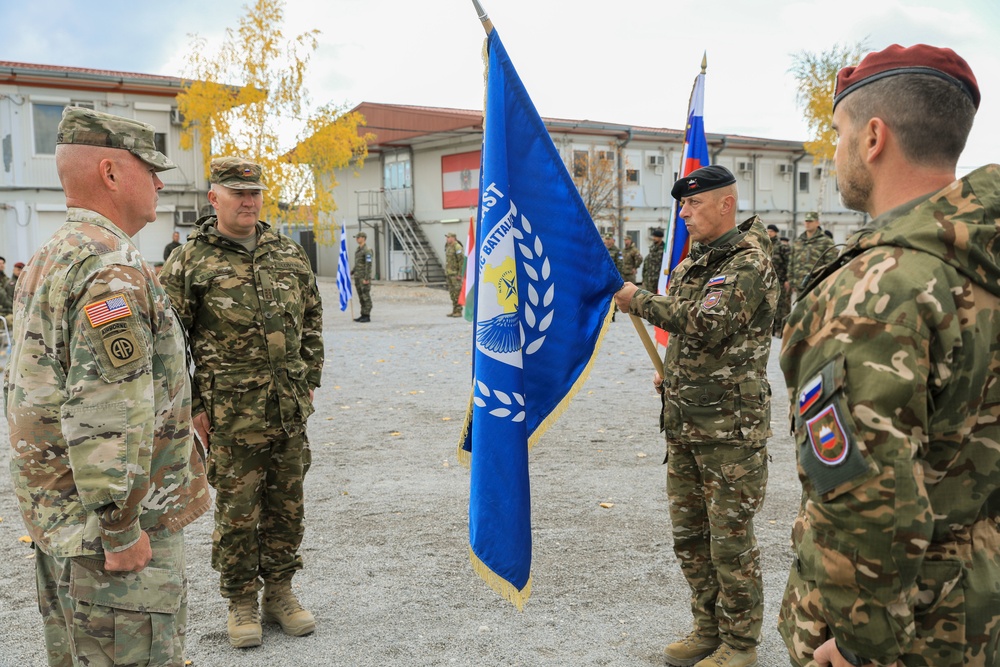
[471, 0, 494, 35]
[701, 52, 708, 74]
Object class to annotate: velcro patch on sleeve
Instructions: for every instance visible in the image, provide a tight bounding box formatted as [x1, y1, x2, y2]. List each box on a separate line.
[702, 290, 723, 310]
[84, 295, 132, 327]
[99, 321, 142, 368]
[798, 399, 874, 497]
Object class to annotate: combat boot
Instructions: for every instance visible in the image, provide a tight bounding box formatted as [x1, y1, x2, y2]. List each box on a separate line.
[693, 643, 758, 667]
[664, 630, 721, 667]
[262, 580, 316, 637]
[227, 594, 262, 648]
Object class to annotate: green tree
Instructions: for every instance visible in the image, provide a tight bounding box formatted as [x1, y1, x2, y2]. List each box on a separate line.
[177, 0, 370, 244]
[789, 41, 867, 212]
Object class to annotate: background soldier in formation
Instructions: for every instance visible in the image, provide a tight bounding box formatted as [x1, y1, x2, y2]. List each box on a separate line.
[621, 235, 643, 284]
[779, 44, 1000, 667]
[789, 211, 835, 299]
[604, 234, 624, 279]
[352, 231, 373, 323]
[615, 165, 777, 667]
[6, 107, 209, 666]
[767, 224, 791, 336]
[642, 227, 665, 293]
[444, 232, 465, 317]
[162, 157, 324, 649]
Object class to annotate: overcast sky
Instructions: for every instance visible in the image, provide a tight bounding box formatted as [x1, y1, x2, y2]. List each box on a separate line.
[3, 0, 998, 173]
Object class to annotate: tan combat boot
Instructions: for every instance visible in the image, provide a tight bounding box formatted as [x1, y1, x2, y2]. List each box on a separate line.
[262, 580, 316, 636]
[694, 643, 758, 667]
[227, 594, 262, 648]
[664, 630, 721, 667]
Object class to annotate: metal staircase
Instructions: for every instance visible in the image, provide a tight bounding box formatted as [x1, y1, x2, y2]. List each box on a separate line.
[357, 190, 446, 286]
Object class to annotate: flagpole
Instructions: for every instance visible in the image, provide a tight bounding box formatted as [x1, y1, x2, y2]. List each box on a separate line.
[629, 314, 664, 376]
[471, 0, 494, 35]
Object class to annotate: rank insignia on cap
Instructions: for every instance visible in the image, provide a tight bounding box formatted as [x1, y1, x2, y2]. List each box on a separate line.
[798, 373, 823, 415]
[806, 404, 849, 466]
[702, 290, 722, 310]
[84, 295, 132, 328]
[707, 275, 726, 286]
[242, 167, 253, 176]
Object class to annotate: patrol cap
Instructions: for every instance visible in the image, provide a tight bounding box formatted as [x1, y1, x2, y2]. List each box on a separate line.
[670, 165, 736, 201]
[804, 211, 819, 222]
[834, 44, 980, 111]
[355, 231, 367, 239]
[445, 232, 457, 239]
[649, 228, 664, 239]
[766, 224, 779, 233]
[210, 157, 268, 190]
[57, 106, 176, 172]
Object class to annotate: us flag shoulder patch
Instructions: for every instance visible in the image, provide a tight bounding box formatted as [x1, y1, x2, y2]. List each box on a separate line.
[85, 295, 132, 328]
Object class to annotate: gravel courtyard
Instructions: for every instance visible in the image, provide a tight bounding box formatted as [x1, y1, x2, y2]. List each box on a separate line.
[0, 279, 802, 667]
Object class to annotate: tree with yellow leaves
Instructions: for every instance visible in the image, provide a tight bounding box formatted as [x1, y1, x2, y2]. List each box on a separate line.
[177, 0, 371, 244]
[789, 41, 867, 212]
[570, 144, 624, 236]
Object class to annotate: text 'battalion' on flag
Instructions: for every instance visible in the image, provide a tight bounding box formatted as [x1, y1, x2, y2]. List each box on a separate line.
[656, 56, 709, 347]
[459, 24, 623, 610]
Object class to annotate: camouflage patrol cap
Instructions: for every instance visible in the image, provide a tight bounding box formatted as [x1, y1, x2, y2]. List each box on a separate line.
[210, 157, 268, 191]
[355, 231, 367, 239]
[445, 232, 457, 239]
[57, 106, 176, 172]
[804, 211, 819, 222]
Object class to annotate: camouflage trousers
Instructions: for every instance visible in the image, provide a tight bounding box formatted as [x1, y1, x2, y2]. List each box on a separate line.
[667, 441, 768, 650]
[207, 428, 312, 599]
[773, 285, 791, 336]
[34, 530, 188, 667]
[355, 281, 372, 316]
[447, 275, 462, 310]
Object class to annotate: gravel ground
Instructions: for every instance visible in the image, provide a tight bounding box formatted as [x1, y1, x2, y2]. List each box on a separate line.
[0, 279, 801, 667]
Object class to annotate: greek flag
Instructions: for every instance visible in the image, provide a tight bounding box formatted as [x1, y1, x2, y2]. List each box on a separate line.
[459, 28, 623, 609]
[336, 222, 353, 312]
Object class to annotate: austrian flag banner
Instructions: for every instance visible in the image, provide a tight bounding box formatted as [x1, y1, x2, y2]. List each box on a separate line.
[458, 27, 623, 610]
[442, 150, 481, 208]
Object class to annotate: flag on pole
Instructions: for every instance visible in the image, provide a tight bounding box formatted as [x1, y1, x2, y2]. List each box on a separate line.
[655, 57, 709, 346]
[461, 215, 476, 321]
[336, 221, 353, 312]
[459, 27, 623, 610]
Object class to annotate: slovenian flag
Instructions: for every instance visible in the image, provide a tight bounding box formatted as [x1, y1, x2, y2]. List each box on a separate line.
[458, 27, 623, 609]
[656, 58, 709, 346]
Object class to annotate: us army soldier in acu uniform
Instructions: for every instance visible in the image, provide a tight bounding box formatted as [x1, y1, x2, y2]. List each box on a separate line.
[779, 44, 1000, 667]
[616, 165, 777, 667]
[161, 157, 324, 649]
[5, 107, 210, 666]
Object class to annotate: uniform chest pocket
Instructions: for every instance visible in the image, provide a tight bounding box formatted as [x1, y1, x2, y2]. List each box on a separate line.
[201, 268, 259, 330]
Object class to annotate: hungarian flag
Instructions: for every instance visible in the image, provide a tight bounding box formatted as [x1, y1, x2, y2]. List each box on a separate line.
[655, 60, 709, 346]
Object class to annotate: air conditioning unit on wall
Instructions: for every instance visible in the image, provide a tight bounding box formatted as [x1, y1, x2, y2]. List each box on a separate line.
[174, 209, 198, 226]
[648, 154, 665, 168]
[777, 164, 793, 174]
[737, 161, 754, 173]
[170, 108, 185, 125]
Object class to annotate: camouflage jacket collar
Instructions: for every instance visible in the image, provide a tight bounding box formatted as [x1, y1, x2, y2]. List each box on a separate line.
[189, 216, 278, 252]
[844, 164, 1000, 297]
[66, 207, 132, 241]
[689, 215, 769, 263]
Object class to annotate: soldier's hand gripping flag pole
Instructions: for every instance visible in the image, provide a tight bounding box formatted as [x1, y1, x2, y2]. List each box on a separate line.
[462, 0, 623, 609]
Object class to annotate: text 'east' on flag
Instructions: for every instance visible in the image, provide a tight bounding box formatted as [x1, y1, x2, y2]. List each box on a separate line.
[655, 61, 709, 346]
[337, 221, 353, 312]
[459, 27, 624, 610]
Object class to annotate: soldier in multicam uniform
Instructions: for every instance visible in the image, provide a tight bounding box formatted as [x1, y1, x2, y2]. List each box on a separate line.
[161, 157, 324, 649]
[352, 230, 373, 322]
[642, 227, 665, 293]
[789, 211, 835, 299]
[767, 224, 791, 336]
[779, 45, 1000, 667]
[444, 231, 465, 317]
[621, 236, 643, 284]
[604, 234, 624, 279]
[615, 165, 777, 667]
[5, 107, 210, 667]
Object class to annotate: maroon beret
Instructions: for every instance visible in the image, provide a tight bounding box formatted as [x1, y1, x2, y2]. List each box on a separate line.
[834, 44, 979, 111]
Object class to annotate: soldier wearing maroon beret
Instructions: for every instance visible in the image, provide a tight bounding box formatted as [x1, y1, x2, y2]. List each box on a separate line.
[778, 44, 1000, 667]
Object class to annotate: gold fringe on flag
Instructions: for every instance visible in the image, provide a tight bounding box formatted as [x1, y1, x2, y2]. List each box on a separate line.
[470, 546, 532, 611]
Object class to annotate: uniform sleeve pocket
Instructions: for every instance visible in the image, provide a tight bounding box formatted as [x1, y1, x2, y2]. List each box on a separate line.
[69, 557, 183, 614]
[63, 401, 129, 510]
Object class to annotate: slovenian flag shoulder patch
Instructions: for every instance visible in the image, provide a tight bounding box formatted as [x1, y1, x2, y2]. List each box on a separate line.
[798, 373, 823, 415]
